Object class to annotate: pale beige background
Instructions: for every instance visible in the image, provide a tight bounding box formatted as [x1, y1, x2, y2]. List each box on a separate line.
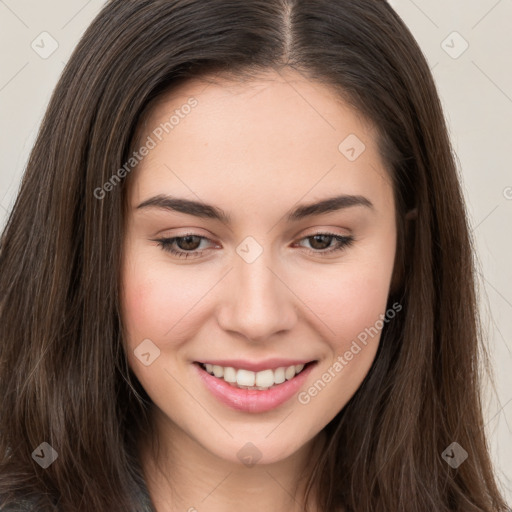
[0, 0, 510, 504]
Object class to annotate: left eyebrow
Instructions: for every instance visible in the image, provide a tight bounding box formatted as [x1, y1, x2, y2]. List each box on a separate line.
[286, 194, 374, 222]
[135, 193, 374, 224]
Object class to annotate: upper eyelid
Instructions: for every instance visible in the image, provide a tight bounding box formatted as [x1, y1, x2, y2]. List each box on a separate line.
[159, 225, 351, 240]
[161, 230, 347, 242]
[158, 231, 351, 250]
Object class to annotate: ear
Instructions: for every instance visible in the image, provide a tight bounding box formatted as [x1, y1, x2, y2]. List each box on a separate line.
[404, 207, 417, 242]
[389, 207, 417, 294]
[405, 207, 417, 222]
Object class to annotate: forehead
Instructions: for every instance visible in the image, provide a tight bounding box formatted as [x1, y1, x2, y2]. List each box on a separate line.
[128, 69, 392, 213]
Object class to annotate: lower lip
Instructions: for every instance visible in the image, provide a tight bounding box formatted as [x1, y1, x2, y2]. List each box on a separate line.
[194, 362, 316, 413]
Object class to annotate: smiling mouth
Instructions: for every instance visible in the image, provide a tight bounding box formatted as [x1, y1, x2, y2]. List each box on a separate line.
[195, 361, 316, 391]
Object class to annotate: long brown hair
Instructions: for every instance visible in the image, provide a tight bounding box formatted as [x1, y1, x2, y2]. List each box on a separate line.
[0, 0, 509, 510]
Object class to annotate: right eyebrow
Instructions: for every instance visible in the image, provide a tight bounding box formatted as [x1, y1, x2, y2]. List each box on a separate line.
[136, 194, 232, 224]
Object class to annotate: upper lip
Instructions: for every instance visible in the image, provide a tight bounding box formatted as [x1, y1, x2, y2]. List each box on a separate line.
[196, 358, 315, 372]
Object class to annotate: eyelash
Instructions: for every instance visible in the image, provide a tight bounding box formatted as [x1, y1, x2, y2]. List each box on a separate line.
[152, 232, 355, 259]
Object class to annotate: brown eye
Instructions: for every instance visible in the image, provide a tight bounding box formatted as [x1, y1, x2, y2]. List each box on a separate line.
[152, 234, 214, 259]
[308, 234, 334, 250]
[296, 233, 355, 255]
[175, 235, 202, 251]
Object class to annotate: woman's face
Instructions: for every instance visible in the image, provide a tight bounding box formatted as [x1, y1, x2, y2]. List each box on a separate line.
[121, 69, 397, 466]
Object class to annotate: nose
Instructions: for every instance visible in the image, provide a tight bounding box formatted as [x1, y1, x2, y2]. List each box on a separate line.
[216, 249, 297, 342]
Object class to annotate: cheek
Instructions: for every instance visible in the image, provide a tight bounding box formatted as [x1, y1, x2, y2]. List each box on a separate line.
[292, 235, 396, 424]
[121, 254, 211, 352]
[122, 270, 171, 345]
[292, 274, 389, 430]
[293, 257, 394, 350]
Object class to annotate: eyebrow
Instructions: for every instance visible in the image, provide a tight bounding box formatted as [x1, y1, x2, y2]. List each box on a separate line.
[136, 193, 373, 223]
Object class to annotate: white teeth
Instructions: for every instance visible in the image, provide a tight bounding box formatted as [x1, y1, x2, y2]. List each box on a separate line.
[223, 366, 237, 383]
[201, 362, 308, 389]
[274, 367, 285, 384]
[212, 365, 224, 378]
[237, 369, 255, 387]
[285, 365, 296, 380]
[255, 369, 274, 388]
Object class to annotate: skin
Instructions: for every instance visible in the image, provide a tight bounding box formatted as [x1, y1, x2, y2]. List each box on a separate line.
[121, 68, 397, 512]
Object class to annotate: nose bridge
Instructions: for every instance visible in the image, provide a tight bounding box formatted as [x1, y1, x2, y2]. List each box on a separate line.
[237, 250, 276, 305]
[217, 241, 296, 341]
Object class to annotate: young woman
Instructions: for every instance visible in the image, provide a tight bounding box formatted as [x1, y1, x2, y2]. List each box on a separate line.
[0, 0, 509, 511]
